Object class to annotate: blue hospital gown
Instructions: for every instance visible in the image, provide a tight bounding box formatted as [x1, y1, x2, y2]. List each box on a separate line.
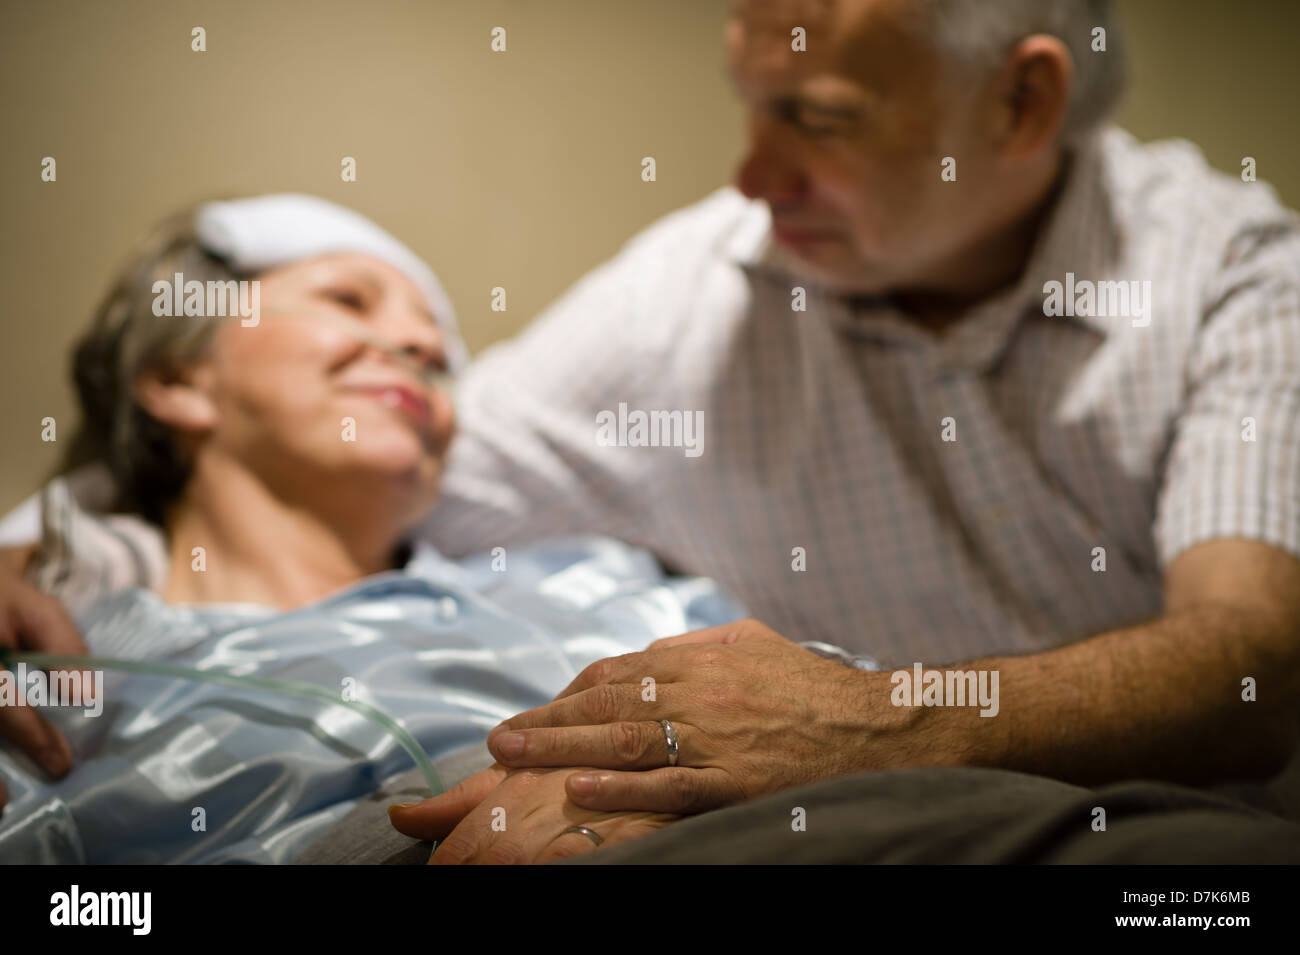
[0, 537, 743, 863]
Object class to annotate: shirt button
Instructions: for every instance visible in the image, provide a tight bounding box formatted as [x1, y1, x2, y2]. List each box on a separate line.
[434, 597, 458, 620]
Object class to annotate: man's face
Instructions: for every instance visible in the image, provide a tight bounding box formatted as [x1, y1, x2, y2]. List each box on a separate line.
[727, 0, 996, 296]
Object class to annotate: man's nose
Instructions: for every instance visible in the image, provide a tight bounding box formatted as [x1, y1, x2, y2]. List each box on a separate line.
[734, 118, 808, 205]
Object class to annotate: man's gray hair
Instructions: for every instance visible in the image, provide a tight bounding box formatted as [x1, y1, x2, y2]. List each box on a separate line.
[918, 0, 1127, 146]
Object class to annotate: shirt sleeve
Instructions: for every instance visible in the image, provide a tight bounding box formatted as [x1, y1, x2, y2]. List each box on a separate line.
[0, 491, 41, 547]
[1154, 227, 1300, 567]
[416, 233, 684, 558]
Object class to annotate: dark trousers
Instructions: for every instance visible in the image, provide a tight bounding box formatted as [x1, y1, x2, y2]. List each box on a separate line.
[561, 766, 1300, 864]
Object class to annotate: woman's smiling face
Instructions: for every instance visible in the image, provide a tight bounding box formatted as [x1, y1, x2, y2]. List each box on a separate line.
[186, 252, 456, 522]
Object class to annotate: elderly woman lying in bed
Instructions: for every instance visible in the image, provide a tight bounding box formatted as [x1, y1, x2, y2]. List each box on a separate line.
[0, 197, 757, 863]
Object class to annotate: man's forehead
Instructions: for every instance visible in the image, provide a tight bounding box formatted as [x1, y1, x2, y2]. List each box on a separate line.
[729, 0, 838, 31]
[727, 0, 930, 92]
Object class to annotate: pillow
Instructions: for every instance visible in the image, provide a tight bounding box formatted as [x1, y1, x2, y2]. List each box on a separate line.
[23, 464, 168, 616]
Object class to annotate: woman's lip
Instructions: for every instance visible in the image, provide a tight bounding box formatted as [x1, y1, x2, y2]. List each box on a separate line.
[352, 385, 434, 429]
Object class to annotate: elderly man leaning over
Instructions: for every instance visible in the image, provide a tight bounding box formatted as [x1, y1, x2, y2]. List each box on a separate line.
[4, 0, 1300, 863]
[386, 0, 1300, 861]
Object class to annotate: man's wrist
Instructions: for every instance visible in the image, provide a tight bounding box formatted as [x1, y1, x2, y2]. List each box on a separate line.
[799, 640, 881, 671]
[859, 659, 1014, 772]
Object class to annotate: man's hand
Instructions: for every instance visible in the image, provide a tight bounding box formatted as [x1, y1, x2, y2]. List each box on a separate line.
[392, 538, 1300, 837]
[478, 619, 918, 815]
[0, 561, 91, 808]
[387, 764, 677, 864]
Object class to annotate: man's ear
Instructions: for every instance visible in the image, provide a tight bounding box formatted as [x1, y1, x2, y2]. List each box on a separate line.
[991, 34, 1073, 160]
[132, 364, 218, 437]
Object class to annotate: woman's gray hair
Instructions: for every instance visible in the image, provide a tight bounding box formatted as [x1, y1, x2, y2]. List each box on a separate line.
[68, 208, 248, 526]
[916, 0, 1127, 146]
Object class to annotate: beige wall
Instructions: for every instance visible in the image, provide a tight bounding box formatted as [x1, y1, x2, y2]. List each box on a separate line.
[2, 0, 1296, 512]
[1117, 0, 1298, 202]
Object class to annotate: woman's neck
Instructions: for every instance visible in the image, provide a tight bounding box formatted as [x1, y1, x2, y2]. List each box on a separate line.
[161, 456, 407, 609]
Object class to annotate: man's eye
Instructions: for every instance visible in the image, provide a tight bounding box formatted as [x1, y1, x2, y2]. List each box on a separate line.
[800, 122, 842, 139]
[797, 111, 856, 139]
[773, 103, 848, 139]
[325, 288, 366, 310]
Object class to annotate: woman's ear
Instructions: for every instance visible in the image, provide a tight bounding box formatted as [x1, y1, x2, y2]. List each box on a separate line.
[132, 364, 219, 436]
[992, 34, 1073, 160]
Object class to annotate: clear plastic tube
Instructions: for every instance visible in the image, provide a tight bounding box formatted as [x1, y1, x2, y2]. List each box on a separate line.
[259, 305, 458, 392]
[0, 649, 444, 795]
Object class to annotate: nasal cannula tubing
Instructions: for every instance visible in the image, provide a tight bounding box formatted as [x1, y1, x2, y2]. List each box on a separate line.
[259, 305, 458, 392]
[0, 649, 445, 796]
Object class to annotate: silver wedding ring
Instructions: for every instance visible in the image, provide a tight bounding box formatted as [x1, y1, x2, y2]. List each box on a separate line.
[659, 718, 679, 767]
[559, 825, 604, 846]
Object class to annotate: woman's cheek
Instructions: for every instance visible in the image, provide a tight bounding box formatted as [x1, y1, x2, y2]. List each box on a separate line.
[432, 390, 457, 457]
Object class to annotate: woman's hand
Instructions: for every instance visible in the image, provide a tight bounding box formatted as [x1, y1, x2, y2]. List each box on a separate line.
[388, 763, 677, 864]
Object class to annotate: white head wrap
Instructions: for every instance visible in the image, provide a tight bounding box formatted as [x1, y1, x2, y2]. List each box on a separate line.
[193, 194, 467, 371]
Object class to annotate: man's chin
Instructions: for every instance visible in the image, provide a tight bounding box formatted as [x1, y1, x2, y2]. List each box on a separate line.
[773, 245, 888, 298]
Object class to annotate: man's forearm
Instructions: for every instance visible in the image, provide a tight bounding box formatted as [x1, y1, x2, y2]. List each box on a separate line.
[908, 605, 1300, 786]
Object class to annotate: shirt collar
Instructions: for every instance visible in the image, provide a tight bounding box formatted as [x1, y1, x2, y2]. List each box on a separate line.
[721, 129, 1121, 357]
[1006, 130, 1119, 338]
